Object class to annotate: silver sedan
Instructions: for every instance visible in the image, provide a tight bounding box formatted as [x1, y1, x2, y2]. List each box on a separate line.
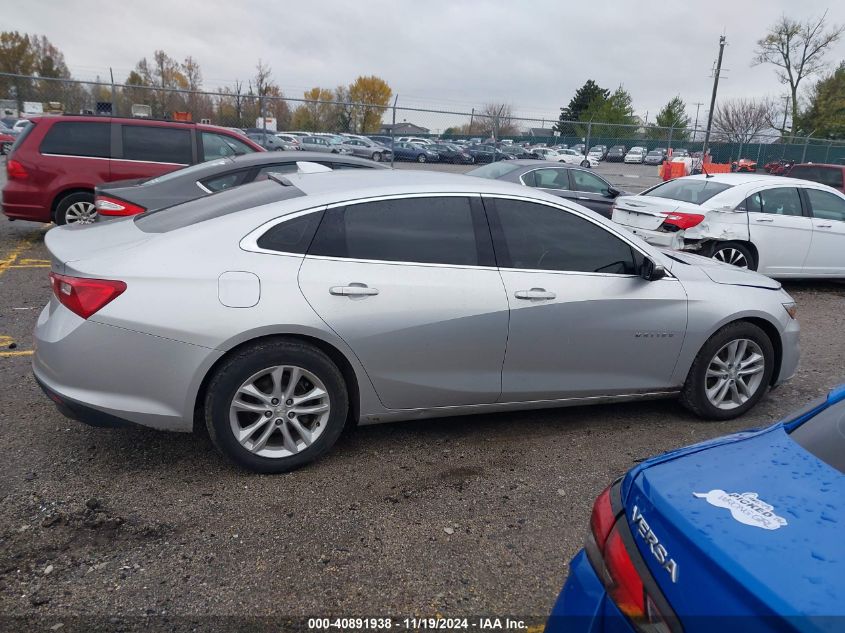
[34, 170, 800, 472]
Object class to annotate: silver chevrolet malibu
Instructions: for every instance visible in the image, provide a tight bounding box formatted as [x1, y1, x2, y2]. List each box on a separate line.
[34, 169, 800, 473]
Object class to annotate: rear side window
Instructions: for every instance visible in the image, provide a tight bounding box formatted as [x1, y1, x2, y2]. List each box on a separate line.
[10, 119, 37, 154]
[40, 121, 110, 158]
[122, 125, 192, 164]
[759, 187, 803, 216]
[202, 131, 255, 160]
[309, 197, 482, 266]
[201, 169, 251, 193]
[643, 179, 733, 204]
[790, 165, 844, 189]
[256, 212, 323, 254]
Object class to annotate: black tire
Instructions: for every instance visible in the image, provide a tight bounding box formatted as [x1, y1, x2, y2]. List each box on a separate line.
[54, 191, 96, 226]
[679, 321, 775, 420]
[580, 159, 590, 168]
[417, 153, 427, 163]
[204, 339, 349, 473]
[1, 141, 10, 155]
[371, 152, 382, 162]
[710, 241, 756, 270]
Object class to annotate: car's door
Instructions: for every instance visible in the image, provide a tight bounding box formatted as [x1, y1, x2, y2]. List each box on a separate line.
[745, 186, 814, 275]
[298, 195, 509, 409]
[484, 196, 687, 401]
[566, 169, 618, 218]
[801, 187, 845, 275]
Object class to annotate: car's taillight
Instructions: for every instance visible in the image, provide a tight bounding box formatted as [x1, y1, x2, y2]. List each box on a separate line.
[585, 485, 674, 633]
[49, 273, 126, 319]
[95, 195, 146, 217]
[7, 159, 28, 180]
[660, 211, 705, 230]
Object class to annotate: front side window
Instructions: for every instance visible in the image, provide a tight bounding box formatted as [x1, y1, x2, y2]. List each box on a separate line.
[122, 125, 191, 164]
[309, 197, 482, 266]
[759, 187, 803, 216]
[805, 188, 845, 222]
[488, 198, 637, 274]
[570, 170, 610, 194]
[40, 121, 110, 158]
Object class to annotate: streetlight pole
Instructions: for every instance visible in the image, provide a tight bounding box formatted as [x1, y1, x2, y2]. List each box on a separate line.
[702, 35, 726, 160]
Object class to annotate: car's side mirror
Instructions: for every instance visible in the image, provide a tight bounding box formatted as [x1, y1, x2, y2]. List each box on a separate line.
[606, 186, 621, 198]
[640, 257, 667, 281]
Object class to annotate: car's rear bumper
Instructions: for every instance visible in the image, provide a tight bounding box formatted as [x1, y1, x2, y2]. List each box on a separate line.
[33, 301, 223, 433]
[617, 224, 683, 249]
[545, 550, 635, 633]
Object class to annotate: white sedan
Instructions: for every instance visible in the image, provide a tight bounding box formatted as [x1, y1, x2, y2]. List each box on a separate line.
[531, 147, 567, 162]
[556, 149, 599, 168]
[623, 147, 647, 163]
[611, 173, 845, 278]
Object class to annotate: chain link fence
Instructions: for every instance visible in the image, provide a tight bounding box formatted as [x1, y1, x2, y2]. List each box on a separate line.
[3, 72, 845, 169]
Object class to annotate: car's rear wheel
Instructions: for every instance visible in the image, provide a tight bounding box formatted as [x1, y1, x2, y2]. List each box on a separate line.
[417, 154, 427, 163]
[55, 191, 97, 225]
[710, 241, 756, 270]
[205, 340, 349, 473]
[680, 321, 774, 420]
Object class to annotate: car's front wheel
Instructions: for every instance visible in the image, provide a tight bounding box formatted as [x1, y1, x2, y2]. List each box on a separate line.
[372, 152, 382, 162]
[581, 159, 590, 168]
[205, 339, 349, 473]
[417, 154, 427, 163]
[680, 321, 774, 420]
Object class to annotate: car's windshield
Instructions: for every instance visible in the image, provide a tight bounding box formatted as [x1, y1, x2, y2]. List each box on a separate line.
[790, 397, 845, 473]
[466, 162, 521, 179]
[146, 158, 230, 185]
[643, 178, 733, 204]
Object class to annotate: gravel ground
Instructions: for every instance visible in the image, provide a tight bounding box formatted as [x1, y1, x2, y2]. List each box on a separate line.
[0, 162, 843, 632]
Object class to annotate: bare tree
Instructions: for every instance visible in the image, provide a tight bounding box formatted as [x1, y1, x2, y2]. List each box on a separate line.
[753, 12, 844, 134]
[478, 103, 518, 138]
[712, 99, 770, 152]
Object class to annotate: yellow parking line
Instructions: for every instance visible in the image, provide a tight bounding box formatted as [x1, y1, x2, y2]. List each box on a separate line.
[0, 236, 39, 277]
[0, 350, 33, 357]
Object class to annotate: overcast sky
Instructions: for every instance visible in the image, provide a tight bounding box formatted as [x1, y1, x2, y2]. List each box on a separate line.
[7, 0, 845, 127]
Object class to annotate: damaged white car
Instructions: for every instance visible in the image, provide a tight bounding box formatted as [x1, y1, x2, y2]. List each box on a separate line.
[611, 173, 845, 278]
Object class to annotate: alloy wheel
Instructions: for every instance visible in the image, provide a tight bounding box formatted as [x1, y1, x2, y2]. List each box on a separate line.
[64, 201, 97, 224]
[704, 339, 766, 410]
[713, 247, 749, 269]
[229, 365, 331, 458]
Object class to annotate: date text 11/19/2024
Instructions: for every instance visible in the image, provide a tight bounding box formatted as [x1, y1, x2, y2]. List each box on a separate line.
[307, 617, 532, 630]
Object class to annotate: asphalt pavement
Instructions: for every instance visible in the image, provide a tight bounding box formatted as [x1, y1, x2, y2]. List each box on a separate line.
[0, 160, 843, 632]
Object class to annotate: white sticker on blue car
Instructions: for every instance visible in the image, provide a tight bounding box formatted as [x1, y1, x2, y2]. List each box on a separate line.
[693, 490, 787, 530]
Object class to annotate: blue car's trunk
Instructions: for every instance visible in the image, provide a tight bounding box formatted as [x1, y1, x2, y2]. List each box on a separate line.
[620, 425, 843, 629]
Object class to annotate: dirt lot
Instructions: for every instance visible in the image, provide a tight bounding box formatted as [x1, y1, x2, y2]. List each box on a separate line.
[1, 163, 843, 632]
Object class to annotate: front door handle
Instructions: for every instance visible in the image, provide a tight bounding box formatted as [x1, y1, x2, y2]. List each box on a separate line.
[514, 288, 556, 301]
[329, 283, 379, 297]
[815, 223, 833, 229]
[755, 217, 774, 223]
[576, 196, 591, 200]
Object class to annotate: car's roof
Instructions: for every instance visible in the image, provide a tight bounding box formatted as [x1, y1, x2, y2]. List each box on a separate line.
[278, 168, 562, 200]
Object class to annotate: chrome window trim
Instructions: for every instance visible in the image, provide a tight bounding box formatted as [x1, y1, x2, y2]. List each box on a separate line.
[196, 181, 213, 194]
[41, 153, 110, 161]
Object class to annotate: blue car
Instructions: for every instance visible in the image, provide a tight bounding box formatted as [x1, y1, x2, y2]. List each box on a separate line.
[392, 141, 440, 163]
[547, 386, 845, 633]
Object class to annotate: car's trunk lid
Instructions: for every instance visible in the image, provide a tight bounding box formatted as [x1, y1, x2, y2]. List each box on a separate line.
[612, 195, 705, 230]
[621, 426, 844, 617]
[45, 218, 153, 274]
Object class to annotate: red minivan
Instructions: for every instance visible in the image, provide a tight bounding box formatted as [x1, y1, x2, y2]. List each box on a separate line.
[787, 163, 845, 194]
[2, 116, 263, 224]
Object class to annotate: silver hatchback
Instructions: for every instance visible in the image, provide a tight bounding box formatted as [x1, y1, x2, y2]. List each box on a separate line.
[34, 170, 800, 472]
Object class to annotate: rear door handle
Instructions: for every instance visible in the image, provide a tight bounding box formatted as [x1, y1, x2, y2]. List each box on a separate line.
[329, 283, 379, 297]
[576, 196, 591, 200]
[514, 288, 556, 301]
[755, 217, 774, 223]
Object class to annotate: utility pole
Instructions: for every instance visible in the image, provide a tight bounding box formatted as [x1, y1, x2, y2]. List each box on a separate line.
[692, 102, 704, 141]
[780, 94, 790, 141]
[702, 35, 726, 159]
